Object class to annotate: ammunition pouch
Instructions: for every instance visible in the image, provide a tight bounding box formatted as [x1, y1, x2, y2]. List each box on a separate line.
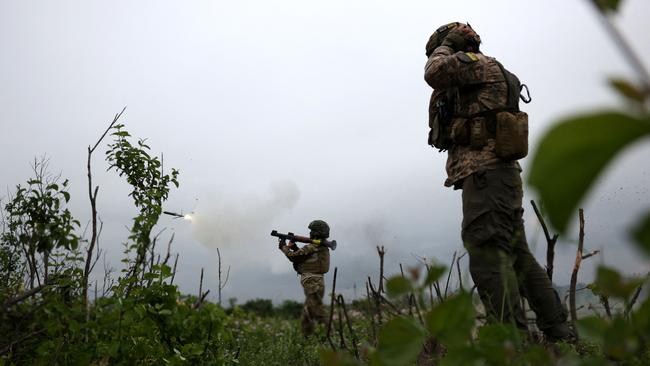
[428, 92, 454, 150]
[447, 115, 489, 149]
[495, 111, 528, 160]
[450, 118, 470, 145]
[452, 111, 528, 161]
[469, 116, 489, 149]
[492, 60, 529, 160]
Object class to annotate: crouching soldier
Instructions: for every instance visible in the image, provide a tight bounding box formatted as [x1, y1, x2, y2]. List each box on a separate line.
[278, 220, 331, 337]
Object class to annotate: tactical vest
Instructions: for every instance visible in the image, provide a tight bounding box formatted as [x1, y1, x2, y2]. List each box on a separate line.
[428, 53, 530, 160]
[294, 246, 330, 275]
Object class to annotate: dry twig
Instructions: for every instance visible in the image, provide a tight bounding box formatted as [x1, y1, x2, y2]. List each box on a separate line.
[83, 107, 126, 312]
[569, 209, 585, 339]
[531, 200, 559, 282]
[326, 267, 338, 350]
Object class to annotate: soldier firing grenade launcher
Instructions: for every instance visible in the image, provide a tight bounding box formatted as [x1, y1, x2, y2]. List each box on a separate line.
[270, 230, 337, 250]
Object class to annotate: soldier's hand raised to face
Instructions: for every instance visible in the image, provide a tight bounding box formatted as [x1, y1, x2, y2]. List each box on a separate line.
[441, 28, 468, 52]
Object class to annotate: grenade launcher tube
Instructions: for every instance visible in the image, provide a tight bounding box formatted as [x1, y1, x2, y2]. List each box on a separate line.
[271, 230, 337, 250]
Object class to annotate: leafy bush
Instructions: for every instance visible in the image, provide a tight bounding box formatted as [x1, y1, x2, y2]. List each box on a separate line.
[241, 298, 275, 317]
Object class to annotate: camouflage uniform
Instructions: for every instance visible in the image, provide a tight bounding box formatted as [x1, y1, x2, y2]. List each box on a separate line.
[281, 242, 330, 336]
[425, 44, 573, 341]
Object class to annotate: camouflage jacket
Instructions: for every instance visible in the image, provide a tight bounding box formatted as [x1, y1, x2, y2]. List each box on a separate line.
[281, 243, 330, 274]
[424, 45, 518, 188]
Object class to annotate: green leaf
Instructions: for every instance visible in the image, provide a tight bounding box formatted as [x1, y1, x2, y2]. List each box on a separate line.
[320, 350, 363, 366]
[476, 323, 522, 347]
[576, 316, 608, 340]
[521, 345, 554, 366]
[423, 264, 446, 287]
[425, 292, 475, 346]
[386, 276, 413, 298]
[440, 347, 482, 366]
[610, 78, 648, 103]
[189, 344, 205, 356]
[592, 0, 623, 12]
[62, 191, 71, 203]
[631, 212, 650, 255]
[595, 266, 643, 299]
[528, 111, 650, 234]
[631, 297, 650, 337]
[602, 317, 640, 360]
[373, 316, 426, 366]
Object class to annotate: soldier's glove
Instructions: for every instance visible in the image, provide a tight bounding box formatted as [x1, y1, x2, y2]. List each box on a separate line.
[441, 29, 468, 52]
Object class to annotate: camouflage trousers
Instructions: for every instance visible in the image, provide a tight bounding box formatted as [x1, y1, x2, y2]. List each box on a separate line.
[461, 167, 573, 341]
[300, 273, 326, 337]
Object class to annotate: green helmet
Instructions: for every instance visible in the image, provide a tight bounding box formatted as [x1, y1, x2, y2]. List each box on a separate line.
[425, 22, 481, 57]
[425, 22, 459, 57]
[308, 220, 330, 239]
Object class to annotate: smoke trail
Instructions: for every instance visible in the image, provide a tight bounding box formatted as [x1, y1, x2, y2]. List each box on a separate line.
[189, 180, 300, 250]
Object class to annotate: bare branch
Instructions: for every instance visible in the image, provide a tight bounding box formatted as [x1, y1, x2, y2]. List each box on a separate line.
[365, 281, 377, 344]
[193, 290, 211, 310]
[3, 282, 49, 309]
[217, 248, 223, 305]
[170, 253, 179, 284]
[569, 209, 585, 340]
[326, 267, 338, 350]
[336, 294, 360, 359]
[83, 108, 126, 313]
[625, 272, 649, 318]
[531, 200, 559, 282]
[600, 295, 613, 320]
[198, 268, 204, 303]
[444, 251, 457, 299]
[368, 276, 383, 327]
[90, 106, 127, 153]
[162, 233, 175, 266]
[581, 250, 600, 260]
[376, 246, 385, 293]
[456, 252, 466, 291]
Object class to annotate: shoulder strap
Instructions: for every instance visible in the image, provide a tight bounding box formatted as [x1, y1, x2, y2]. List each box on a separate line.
[495, 60, 532, 106]
[494, 60, 519, 111]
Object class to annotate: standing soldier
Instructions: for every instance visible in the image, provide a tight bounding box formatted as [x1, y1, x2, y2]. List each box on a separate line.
[278, 220, 331, 337]
[424, 22, 575, 342]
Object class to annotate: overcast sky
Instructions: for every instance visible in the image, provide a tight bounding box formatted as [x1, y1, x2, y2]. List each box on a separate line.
[2, 0, 649, 303]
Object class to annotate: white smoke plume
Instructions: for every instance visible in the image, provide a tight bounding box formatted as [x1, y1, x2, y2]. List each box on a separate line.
[189, 180, 300, 251]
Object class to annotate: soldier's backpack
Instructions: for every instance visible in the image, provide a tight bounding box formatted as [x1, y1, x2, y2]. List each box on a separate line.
[493, 61, 531, 161]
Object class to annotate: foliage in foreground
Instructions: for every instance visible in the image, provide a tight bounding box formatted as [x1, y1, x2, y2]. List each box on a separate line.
[0, 119, 649, 365]
[3, 2, 650, 363]
[0, 122, 322, 365]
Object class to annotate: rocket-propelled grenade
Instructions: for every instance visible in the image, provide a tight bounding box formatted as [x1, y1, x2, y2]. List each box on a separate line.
[270, 230, 337, 250]
[163, 211, 185, 218]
